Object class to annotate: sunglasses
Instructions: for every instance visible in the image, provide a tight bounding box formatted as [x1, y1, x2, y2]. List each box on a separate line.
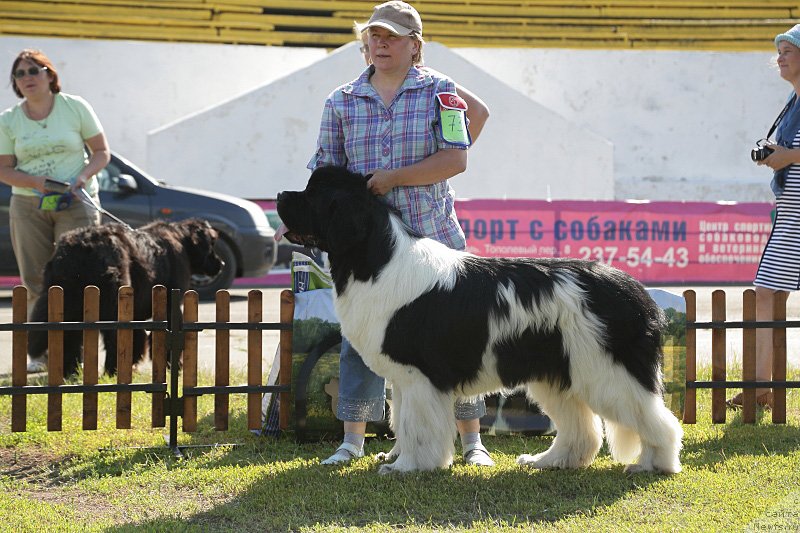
[12, 66, 48, 79]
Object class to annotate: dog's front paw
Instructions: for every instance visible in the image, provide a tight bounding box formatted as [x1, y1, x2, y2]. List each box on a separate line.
[378, 463, 403, 475]
[375, 451, 398, 462]
[375, 446, 399, 462]
[517, 451, 562, 469]
[516, 453, 540, 467]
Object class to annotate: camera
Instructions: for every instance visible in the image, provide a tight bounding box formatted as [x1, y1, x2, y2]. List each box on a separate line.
[750, 139, 775, 162]
[751, 145, 774, 162]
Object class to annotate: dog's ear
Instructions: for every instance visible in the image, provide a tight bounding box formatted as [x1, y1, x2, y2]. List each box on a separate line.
[324, 194, 371, 253]
[186, 219, 216, 247]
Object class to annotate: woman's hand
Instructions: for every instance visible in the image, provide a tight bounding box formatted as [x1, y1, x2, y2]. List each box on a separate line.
[33, 176, 51, 194]
[71, 174, 89, 193]
[0, 154, 49, 193]
[71, 132, 111, 194]
[367, 169, 399, 196]
[365, 150, 468, 195]
[761, 144, 800, 170]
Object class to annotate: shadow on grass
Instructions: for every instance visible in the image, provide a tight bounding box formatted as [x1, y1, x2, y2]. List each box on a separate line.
[12, 403, 799, 531]
[98, 452, 669, 531]
[85, 410, 689, 531]
[680, 407, 800, 466]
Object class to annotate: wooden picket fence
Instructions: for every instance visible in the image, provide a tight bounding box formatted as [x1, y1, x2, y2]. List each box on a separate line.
[684, 288, 800, 425]
[4, 285, 798, 447]
[0, 285, 295, 454]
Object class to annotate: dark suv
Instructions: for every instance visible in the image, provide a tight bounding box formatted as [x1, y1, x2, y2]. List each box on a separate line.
[0, 152, 277, 299]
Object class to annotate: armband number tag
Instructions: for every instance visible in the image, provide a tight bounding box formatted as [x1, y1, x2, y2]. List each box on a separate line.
[436, 92, 470, 146]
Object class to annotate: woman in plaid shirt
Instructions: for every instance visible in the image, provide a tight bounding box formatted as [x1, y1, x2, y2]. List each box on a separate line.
[309, 1, 494, 467]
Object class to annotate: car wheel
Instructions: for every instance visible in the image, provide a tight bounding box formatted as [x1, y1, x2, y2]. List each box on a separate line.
[191, 237, 237, 300]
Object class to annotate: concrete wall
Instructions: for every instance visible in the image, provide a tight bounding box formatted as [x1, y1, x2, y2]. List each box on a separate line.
[459, 48, 785, 201]
[147, 42, 614, 200]
[0, 36, 787, 202]
[0, 37, 325, 165]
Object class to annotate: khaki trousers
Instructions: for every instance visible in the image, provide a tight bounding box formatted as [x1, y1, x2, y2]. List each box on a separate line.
[10, 194, 100, 317]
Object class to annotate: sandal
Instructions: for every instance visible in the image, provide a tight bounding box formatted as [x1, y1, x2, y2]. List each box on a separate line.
[726, 392, 774, 410]
[320, 442, 364, 465]
[463, 442, 495, 467]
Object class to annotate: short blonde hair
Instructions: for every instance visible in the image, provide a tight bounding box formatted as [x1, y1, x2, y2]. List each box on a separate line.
[410, 32, 425, 66]
[354, 21, 424, 66]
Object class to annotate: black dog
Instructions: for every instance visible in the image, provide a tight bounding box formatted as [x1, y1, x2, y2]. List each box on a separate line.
[276, 166, 682, 474]
[28, 219, 223, 376]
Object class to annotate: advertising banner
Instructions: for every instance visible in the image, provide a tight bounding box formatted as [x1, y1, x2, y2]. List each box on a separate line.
[455, 199, 773, 284]
[0, 200, 771, 289]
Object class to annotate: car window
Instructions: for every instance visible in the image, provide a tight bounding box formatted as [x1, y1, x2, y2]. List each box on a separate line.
[96, 161, 124, 193]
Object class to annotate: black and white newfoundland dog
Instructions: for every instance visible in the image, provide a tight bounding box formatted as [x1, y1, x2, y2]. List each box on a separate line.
[276, 166, 682, 475]
[28, 218, 223, 376]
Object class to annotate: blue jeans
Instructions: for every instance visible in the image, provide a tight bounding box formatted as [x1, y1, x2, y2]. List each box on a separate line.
[336, 337, 487, 423]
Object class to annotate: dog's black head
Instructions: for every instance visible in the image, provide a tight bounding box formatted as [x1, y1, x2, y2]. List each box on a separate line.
[182, 219, 224, 276]
[276, 166, 375, 254]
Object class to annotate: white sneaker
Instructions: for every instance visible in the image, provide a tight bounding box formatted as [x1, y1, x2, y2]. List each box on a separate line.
[27, 358, 47, 373]
[321, 442, 364, 465]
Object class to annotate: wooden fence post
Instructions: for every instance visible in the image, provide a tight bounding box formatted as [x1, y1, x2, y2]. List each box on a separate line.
[116, 286, 133, 429]
[742, 289, 757, 423]
[279, 290, 295, 431]
[215, 290, 230, 431]
[711, 289, 726, 423]
[11, 286, 27, 432]
[247, 290, 263, 431]
[151, 285, 167, 428]
[82, 286, 100, 430]
[47, 286, 64, 432]
[683, 289, 696, 424]
[183, 291, 199, 432]
[773, 291, 787, 424]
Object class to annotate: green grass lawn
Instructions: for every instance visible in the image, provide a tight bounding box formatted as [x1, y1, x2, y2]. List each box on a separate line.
[1, 367, 799, 533]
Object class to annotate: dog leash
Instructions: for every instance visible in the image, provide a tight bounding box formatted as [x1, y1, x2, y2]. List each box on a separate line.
[78, 188, 133, 230]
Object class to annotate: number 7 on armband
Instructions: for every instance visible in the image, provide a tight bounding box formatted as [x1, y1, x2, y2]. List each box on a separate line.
[436, 92, 471, 147]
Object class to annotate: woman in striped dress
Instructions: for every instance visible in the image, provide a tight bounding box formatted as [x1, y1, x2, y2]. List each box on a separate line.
[730, 24, 800, 409]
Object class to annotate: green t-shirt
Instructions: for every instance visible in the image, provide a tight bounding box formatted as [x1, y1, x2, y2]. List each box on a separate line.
[0, 92, 103, 197]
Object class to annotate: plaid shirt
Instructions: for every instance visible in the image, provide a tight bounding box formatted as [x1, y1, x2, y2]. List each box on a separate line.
[308, 65, 468, 250]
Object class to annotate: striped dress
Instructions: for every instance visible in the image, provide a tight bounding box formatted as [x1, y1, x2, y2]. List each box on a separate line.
[754, 130, 800, 291]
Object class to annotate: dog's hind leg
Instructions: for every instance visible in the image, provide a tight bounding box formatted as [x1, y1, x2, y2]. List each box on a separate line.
[604, 419, 641, 465]
[378, 378, 455, 474]
[27, 292, 49, 359]
[98, 283, 121, 375]
[518, 381, 603, 469]
[132, 330, 147, 368]
[640, 401, 683, 474]
[61, 330, 83, 377]
[583, 364, 683, 474]
[603, 392, 682, 474]
[101, 330, 118, 376]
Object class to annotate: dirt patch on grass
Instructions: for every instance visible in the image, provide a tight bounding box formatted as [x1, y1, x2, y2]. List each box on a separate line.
[1, 448, 230, 526]
[0, 447, 118, 519]
[0, 447, 64, 484]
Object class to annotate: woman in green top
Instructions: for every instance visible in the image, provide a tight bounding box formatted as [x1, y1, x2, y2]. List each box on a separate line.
[0, 49, 110, 351]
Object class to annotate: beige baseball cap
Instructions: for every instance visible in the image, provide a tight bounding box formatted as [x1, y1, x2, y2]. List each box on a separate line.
[357, 1, 422, 36]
